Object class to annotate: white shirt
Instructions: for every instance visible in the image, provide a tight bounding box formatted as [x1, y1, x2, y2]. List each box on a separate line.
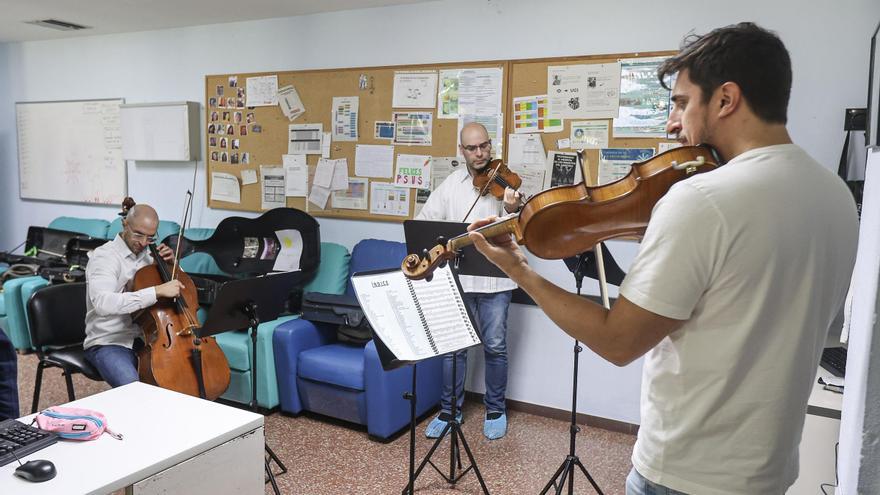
[620, 144, 859, 494]
[84, 235, 158, 349]
[416, 167, 516, 294]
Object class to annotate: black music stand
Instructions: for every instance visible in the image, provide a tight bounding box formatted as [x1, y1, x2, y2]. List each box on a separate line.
[400, 221, 504, 494]
[199, 270, 304, 495]
[404, 220, 507, 278]
[540, 242, 624, 495]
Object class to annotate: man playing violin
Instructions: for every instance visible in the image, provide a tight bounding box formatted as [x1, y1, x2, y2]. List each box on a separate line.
[416, 122, 521, 440]
[84, 204, 184, 387]
[470, 23, 858, 493]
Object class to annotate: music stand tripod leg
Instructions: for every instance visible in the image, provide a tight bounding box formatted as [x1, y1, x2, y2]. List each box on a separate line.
[243, 302, 288, 495]
[541, 245, 610, 495]
[400, 353, 490, 494]
[404, 365, 417, 495]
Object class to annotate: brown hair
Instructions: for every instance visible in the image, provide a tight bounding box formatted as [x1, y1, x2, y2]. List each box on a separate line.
[658, 22, 792, 124]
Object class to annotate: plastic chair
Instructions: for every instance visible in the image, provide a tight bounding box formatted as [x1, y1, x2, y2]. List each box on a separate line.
[26, 283, 103, 413]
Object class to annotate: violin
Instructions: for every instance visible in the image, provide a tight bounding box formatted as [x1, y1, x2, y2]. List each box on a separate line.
[472, 159, 523, 200]
[124, 197, 231, 400]
[402, 145, 719, 280]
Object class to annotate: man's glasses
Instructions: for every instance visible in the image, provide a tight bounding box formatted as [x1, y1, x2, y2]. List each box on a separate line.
[126, 226, 157, 244]
[461, 140, 491, 153]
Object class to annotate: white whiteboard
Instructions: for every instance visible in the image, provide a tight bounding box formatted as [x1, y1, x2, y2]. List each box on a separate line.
[120, 101, 200, 161]
[16, 99, 127, 204]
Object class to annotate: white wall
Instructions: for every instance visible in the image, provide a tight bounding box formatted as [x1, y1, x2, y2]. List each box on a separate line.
[1, 0, 878, 424]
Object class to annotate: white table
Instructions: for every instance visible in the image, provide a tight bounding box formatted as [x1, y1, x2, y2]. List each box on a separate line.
[788, 367, 843, 494]
[0, 382, 264, 494]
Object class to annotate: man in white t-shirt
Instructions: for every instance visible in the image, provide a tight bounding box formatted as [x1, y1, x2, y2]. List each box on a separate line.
[469, 23, 859, 494]
[416, 122, 521, 440]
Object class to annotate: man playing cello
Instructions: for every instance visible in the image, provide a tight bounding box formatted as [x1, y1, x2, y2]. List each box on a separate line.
[84, 204, 183, 387]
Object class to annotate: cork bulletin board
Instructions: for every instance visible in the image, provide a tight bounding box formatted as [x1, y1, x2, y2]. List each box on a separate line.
[204, 50, 676, 222]
[507, 50, 677, 185]
[205, 61, 508, 221]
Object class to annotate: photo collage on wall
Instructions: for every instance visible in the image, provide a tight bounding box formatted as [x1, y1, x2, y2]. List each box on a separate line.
[207, 75, 259, 165]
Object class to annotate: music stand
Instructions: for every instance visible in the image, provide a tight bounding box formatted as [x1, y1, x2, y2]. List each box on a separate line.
[199, 270, 304, 495]
[404, 220, 507, 278]
[400, 222, 500, 494]
[540, 243, 624, 495]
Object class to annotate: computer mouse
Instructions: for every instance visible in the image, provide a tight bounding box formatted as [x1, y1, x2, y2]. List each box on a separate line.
[13, 459, 56, 482]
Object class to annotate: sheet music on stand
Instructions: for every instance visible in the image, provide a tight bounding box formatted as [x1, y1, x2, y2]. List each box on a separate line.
[351, 264, 481, 368]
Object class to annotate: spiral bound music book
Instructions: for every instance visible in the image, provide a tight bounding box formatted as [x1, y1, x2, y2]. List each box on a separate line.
[351, 264, 481, 368]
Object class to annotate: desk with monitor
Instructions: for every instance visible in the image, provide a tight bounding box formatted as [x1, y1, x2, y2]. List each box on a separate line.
[0, 382, 263, 494]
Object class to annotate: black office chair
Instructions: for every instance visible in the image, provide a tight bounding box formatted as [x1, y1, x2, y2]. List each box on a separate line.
[26, 282, 103, 413]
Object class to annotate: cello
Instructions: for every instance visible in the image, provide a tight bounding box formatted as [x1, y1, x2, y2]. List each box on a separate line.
[124, 198, 231, 400]
[402, 145, 719, 280]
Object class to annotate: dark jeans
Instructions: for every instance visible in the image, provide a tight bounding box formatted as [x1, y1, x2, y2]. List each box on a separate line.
[0, 330, 19, 420]
[439, 291, 512, 415]
[85, 341, 142, 388]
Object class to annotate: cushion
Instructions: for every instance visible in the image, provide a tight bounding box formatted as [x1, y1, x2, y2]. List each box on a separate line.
[345, 239, 408, 296]
[298, 343, 365, 390]
[303, 243, 350, 295]
[48, 217, 110, 239]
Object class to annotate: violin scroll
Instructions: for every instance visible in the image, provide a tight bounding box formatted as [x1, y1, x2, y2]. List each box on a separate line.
[401, 245, 457, 281]
[120, 197, 136, 218]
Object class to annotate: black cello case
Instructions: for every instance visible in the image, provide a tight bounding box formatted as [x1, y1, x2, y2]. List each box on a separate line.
[162, 207, 321, 310]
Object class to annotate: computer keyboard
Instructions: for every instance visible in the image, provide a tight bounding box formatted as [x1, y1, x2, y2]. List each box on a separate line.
[820, 346, 848, 378]
[0, 418, 58, 467]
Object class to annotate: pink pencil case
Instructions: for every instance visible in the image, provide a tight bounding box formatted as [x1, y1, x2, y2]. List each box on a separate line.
[34, 406, 123, 441]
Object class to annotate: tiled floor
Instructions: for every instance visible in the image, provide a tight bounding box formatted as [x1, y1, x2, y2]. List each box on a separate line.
[15, 352, 635, 494]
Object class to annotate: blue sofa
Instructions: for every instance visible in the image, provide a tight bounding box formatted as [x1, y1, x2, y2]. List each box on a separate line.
[212, 241, 350, 409]
[273, 239, 443, 440]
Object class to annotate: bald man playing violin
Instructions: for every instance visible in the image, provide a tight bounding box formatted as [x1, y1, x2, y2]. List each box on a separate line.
[469, 23, 858, 495]
[84, 204, 184, 388]
[416, 122, 521, 440]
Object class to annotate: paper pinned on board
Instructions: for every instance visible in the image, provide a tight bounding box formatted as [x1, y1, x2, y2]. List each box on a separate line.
[278, 85, 306, 121]
[241, 169, 258, 185]
[283, 154, 308, 197]
[246, 75, 279, 107]
[210, 172, 241, 204]
[260, 165, 286, 210]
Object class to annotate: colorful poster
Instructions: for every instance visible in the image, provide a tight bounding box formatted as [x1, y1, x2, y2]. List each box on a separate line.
[332, 96, 358, 141]
[392, 112, 433, 146]
[394, 154, 432, 189]
[513, 95, 563, 133]
[613, 57, 671, 138]
[598, 148, 655, 185]
[370, 182, 411, 217]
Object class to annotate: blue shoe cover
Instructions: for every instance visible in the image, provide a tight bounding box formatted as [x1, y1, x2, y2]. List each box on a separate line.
[483, 413, 507, 440]
[424, 412, 462, 438]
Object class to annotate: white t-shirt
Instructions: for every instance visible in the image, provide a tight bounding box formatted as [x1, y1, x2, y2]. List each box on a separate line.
[416, 167, 516, 294]
[620, 144, 858, 494]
